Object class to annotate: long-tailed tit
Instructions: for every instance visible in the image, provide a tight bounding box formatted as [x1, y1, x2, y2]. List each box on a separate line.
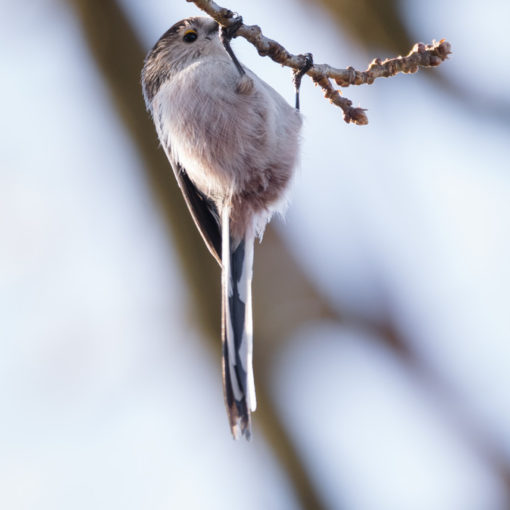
[141, 16, 304, 440]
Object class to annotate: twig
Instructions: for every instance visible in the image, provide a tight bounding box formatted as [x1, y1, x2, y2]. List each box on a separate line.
[187, 0, 452, 124]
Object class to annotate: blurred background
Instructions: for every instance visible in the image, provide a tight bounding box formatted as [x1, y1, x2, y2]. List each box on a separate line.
[1, 0, 510, 509]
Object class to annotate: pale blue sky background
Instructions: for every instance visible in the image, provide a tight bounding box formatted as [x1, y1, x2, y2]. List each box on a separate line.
[1, 1, 510, 509]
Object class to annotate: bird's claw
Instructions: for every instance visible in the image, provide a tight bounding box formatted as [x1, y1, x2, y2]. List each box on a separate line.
[220, 16, 243, 44]
[220, 17, 245, 77]
[293, 53, 313, 110]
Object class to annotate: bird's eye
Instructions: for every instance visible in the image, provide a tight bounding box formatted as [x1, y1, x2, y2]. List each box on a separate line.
[183, 30, 198, 43]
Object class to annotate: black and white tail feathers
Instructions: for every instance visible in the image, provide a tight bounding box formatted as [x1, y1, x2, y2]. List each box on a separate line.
[221, 207, 257, 440]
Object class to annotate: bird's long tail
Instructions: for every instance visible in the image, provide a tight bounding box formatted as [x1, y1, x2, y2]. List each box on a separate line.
[221, 206, 257, 440]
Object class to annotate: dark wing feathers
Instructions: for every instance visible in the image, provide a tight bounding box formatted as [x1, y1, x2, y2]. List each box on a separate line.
[153, 113, 221, 264]
[173, 162, 222, 265]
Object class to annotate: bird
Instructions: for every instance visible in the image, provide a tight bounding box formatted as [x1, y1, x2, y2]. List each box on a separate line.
[141, 16, 305, 439]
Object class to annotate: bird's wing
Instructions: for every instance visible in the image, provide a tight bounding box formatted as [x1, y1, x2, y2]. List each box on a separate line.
[171, 160, 222, 265]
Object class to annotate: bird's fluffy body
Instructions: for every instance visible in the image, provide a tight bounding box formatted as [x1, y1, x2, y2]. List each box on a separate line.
[142, 16, 301, 438]
[143, 17, 301, 238]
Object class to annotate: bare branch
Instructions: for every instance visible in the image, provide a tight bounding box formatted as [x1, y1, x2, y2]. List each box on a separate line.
[187, 0, 452, 124]
[313, 75, 368, 125]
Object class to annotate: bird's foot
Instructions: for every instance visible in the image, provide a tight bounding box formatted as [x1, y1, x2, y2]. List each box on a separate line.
[292, 53, 313, 110]
[220, 16, 245, 77]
